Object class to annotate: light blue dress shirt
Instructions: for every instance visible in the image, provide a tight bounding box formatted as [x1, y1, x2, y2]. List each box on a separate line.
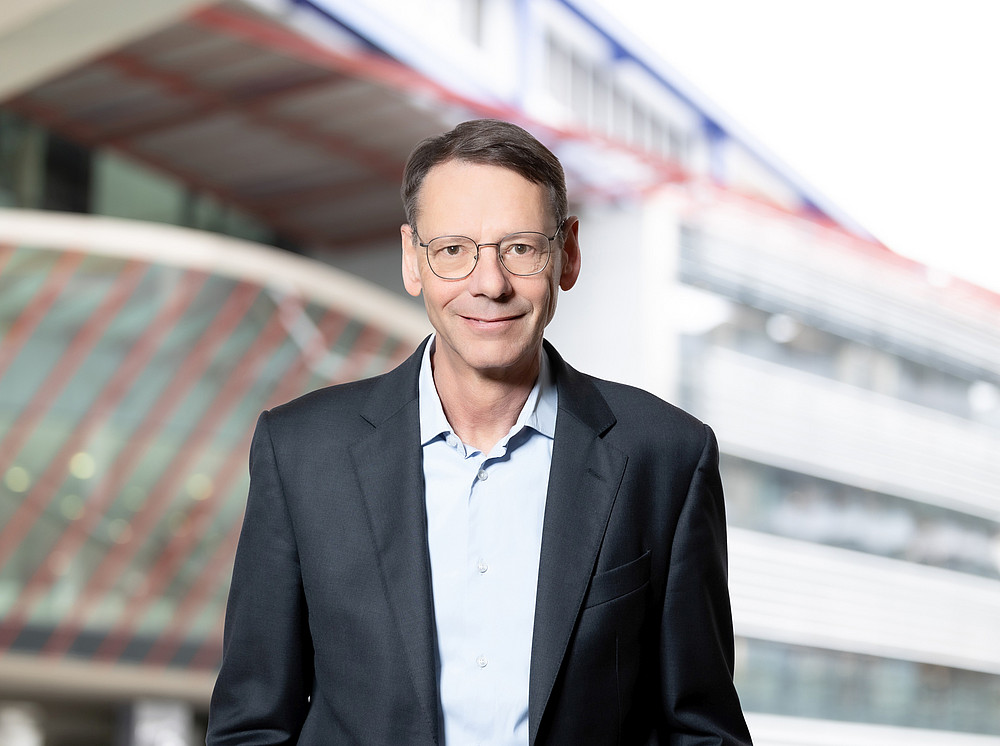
[418, 338, 558, 746]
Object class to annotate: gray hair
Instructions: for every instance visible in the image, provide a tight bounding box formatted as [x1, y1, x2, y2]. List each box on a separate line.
[401, 119, 567, 232]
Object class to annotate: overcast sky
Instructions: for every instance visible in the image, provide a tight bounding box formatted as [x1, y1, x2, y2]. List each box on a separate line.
[592, 0, 1000, 294]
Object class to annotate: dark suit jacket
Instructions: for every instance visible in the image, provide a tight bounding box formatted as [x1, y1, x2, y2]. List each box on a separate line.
[207, 339, 752, 745]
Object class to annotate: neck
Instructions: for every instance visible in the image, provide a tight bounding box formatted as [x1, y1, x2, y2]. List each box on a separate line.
[431, 348, 540, 454]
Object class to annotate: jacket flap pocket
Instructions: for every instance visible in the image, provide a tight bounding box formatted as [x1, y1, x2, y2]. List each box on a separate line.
[583, 550, 651, 609]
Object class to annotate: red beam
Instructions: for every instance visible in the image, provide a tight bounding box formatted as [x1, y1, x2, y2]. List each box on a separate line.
[100, 67, 336, 145]
[101, 51, 404, 182]
[384, 336, 415, 369]
[0, 282, 260, 653]
[190, 5, 484, 121]
[239, 175, 393, 213]
[119, 317, 407, 668]
[92, 422, 250, 663]
[189, 5, 691, 189]
[310, 223, 403, 253]
[9, 6, 693, 265]
[140, 310, 354, 667]
[41, 291, 297, 657]
[329, 323, 388, 384]
[0, 270, 207, 608]
[146, 514, 242, 669]
[0, 244, 15, 277]
[90, 300, 327, 662]
[189, 616, 224, 671]
[0, 259, 148, 511]
[0, 250, 85, 385]
[180, 324, 405, 670]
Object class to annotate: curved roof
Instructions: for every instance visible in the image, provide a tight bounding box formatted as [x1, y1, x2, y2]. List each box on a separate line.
[0, 210, 425, 690]
[1, 1, 702, 258]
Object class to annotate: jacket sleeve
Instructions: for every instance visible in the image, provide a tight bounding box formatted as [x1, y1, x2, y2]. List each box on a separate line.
[657, 424, 752, 745]
[207, 411, 314, 745]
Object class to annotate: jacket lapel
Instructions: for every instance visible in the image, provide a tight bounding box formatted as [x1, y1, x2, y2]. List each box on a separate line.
[528, 343, 628, 745]
[350, 340, 440, 744]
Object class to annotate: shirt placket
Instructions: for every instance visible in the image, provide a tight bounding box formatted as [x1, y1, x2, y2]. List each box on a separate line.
[465, 446, 495, 726]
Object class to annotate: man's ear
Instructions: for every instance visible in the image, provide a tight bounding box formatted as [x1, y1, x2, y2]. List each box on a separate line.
[558, 216, 581, 291]
[400, 224, 423, 297]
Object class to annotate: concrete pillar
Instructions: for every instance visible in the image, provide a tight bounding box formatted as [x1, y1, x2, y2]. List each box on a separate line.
[117, 700, 193, 746]
[0, 703, 43, 746]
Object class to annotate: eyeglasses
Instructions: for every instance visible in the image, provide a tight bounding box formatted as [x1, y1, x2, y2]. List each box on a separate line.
[415, 227, 562, 280]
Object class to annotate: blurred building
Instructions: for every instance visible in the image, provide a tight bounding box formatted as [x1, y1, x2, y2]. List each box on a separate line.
[1, 0, 998, 744]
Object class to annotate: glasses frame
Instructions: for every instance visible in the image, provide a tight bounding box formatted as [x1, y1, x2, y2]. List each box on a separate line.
[414, 224, 563, 280]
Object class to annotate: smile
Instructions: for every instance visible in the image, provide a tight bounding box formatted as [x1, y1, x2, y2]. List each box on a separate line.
[464, 315, 521, 323]
[460, 313, 524, 330]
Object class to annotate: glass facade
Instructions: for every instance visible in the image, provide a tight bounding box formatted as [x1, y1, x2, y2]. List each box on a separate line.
[736, 638, 1000, 735]
[722, 455, 1000, 580]
[697, 300, 1000, 426]
[0, 242, 411, 670]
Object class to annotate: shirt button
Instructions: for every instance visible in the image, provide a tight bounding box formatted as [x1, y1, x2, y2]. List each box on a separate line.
[477, 558, 488, 574]
[477, 469, 488, 481]
[446, 434, 460, 448]
[476, 655, 488, 668]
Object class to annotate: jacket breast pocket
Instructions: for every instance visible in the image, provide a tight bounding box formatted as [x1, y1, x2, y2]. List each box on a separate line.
[582, 550, 651, 609]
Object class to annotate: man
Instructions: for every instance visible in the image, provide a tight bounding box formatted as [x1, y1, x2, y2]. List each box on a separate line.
[207, 119, 752, 745]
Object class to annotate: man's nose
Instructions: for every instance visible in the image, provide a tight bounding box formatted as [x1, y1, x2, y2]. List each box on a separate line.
[467, 244, 512, 297]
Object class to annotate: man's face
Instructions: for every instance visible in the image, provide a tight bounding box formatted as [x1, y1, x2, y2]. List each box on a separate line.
[401, 160, 580, 384]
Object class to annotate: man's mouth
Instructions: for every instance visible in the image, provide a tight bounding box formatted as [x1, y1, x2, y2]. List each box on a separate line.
[465, 315, 520, 323]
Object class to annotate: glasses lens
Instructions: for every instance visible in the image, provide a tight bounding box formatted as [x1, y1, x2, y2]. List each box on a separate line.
[427, 237, 477, 278]
[499, 233, 550, 276]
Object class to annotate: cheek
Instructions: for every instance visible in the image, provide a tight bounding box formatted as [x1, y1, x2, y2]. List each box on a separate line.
[421, 281, 457, 315]
[539, 281, 560, 324]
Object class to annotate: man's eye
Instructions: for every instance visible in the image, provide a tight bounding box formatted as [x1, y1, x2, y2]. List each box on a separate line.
[440, 245, 464, 257]
[506, 244, 534, 256]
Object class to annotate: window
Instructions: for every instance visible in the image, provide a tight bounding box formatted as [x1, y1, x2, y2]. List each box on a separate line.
[722, 455, 1000, 579]
[736, 638, 1000, 735]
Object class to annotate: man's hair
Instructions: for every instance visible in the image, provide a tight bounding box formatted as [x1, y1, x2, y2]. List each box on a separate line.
[401, 119, 568, 233]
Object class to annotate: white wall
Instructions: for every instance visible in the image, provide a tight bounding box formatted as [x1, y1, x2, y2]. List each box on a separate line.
[546, 191, 683, 402]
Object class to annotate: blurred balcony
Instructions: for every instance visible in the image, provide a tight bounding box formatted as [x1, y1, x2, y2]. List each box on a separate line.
[693, 346, 1000, 521]
[681, 201, 1000, 379]
[730, 528, 1000, 675]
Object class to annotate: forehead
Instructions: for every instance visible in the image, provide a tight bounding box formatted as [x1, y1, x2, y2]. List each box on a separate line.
[417, 160, 552, 233]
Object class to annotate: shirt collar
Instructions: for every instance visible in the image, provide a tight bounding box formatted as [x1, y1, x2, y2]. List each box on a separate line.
[418, 335, 557, 447]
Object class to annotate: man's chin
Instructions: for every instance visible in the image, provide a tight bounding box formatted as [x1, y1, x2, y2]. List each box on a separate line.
[472, 349, 543, 382]
[437, 338, 541, 383]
